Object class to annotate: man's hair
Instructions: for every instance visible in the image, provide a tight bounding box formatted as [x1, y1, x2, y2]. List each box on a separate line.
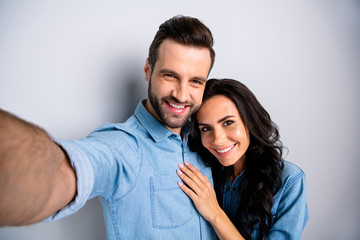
[148, 15, 215, 72]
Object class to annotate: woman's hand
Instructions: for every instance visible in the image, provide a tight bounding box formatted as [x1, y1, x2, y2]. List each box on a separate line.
[177, 161, 244, 240]
[177, 161, 222, 222]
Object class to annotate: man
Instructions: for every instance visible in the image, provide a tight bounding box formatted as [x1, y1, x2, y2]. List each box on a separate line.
[0, 15, 216, 239]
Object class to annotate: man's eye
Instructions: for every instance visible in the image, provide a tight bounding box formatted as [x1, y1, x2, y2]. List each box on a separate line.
[224, 120, 234, 126]
[192, 80, 201, 84]
[164, 74, 175, 78]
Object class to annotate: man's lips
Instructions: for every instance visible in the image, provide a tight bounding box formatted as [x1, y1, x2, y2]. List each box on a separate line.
[165, 100, 190, 114]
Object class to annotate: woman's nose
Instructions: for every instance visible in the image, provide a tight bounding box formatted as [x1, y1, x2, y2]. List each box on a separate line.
[212, 128, 226, 146]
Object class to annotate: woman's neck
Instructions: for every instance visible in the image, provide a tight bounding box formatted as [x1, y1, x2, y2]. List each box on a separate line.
[230, 155, 246, 183]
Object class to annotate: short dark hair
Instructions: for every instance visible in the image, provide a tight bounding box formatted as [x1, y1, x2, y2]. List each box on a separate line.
[148, 15, 215, 72]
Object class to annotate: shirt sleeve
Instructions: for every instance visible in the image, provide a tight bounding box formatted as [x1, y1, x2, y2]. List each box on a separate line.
[268, 169, 309, 240]
[44, 127, 142, 222]
[44, 138, 95, 222]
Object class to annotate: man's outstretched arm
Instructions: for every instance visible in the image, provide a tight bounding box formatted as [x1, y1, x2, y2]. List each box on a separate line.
[0, 109, 76, 226]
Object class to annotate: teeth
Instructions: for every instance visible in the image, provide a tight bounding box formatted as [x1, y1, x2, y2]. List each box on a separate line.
[216, 144, 235, 154]
[169, 102, 185, 109]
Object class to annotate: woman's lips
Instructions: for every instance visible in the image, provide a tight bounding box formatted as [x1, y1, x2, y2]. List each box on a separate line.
[213, 143, 236, 157]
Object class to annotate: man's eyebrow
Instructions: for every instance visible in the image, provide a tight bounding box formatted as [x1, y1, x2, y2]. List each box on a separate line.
[159, 69, 178, 76]
[159, 69, 206, 82]
[198, 115, 235, 126]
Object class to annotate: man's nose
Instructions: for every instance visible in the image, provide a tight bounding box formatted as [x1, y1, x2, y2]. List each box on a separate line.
[172, 82, 188, 103]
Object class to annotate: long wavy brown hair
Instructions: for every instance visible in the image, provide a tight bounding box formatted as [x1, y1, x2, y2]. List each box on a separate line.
[190, 78, 284, 239]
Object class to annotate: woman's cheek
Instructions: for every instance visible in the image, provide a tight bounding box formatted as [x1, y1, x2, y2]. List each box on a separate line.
[201, 135, 211, 151]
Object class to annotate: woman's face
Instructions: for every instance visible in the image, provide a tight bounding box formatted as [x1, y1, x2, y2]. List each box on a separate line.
[196, 95, 250, 173]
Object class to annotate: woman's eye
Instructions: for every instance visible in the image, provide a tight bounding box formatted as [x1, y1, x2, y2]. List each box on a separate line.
[224, 120, 234, 126]
[200, 127, 211, 132]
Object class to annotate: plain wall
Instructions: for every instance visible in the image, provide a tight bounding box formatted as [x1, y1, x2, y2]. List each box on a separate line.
[0, 0, 359, 239]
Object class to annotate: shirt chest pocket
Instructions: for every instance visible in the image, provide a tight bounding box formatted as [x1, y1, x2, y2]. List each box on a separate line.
[150, 174, 194, 229]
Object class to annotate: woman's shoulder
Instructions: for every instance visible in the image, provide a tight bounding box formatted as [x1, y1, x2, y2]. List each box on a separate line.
[281, 160, 306, 190]
[271, 160, 307, 214]
[270, 161, 309, 236]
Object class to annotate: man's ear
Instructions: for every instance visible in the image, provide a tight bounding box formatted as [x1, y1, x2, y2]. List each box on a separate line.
[144, 58, 151, 82]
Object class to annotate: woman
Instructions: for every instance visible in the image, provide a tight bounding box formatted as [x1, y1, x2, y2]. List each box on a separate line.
[176, 78, 308, 239]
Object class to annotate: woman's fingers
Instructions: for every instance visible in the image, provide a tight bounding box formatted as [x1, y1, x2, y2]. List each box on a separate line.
[177, 162, 213, 196]
[177, 181, 197, 200]
[177, 168, 201, 194]
[179, 162, 211, 187]
[177, 162, 221, 222]
[184, 161, 210, 184]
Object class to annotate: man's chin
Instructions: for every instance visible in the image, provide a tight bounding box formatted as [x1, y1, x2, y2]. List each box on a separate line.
[163, 116, 190, 129]
[164, 121, 187, 129]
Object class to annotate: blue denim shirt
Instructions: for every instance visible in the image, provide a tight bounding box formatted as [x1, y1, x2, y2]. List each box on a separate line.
[221, 161, 308, 240]
[48, 101, 217, 240]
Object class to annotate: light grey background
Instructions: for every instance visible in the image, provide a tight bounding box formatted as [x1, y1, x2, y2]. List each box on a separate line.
[0, 0, 359, 239]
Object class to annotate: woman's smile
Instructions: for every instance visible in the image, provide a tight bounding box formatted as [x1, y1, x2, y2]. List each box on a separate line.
[196, 95, 250, 174]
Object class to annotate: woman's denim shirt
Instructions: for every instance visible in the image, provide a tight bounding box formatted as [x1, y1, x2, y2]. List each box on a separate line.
[221, 161, 309, 239]
[47, 101, 217, 240]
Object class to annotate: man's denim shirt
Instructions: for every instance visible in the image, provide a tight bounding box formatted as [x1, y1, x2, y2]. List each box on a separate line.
[49, 101, 217, 240]
[221, 160, 309, 239]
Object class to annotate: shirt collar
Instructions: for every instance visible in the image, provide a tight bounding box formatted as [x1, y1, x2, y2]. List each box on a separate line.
[134, 100, 189, 142]
[223, 170, 246, 192]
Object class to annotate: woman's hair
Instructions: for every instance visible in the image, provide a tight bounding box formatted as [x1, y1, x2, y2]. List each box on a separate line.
[190, 78, 284, 239]
[148, 15, 215, 72]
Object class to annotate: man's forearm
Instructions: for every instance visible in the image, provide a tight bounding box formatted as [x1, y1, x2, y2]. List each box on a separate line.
[0, 109, 76, 226]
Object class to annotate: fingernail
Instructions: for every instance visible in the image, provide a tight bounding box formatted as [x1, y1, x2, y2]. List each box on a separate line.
[178, 163, 184, 169]
[177, 169, 183, 175]
[178, 181, 183, 187]
[184, 161, 189, 166]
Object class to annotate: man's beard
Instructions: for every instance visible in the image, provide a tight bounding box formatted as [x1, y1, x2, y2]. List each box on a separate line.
[148, 80, 199, 129]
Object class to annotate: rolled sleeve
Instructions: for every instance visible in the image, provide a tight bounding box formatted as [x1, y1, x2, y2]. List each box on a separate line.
[45, 138, 94, 222]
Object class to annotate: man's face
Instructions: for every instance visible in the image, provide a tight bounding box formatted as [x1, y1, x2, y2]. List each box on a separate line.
[144, 39, 212, 134]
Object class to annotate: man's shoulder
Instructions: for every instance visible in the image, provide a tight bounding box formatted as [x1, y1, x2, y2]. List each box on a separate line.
[91, 115, 144, 137]
[85, 115, 148, 152]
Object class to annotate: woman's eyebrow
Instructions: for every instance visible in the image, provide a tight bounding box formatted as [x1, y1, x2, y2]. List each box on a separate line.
[198, 115, 235, 126]
[217, 115, 235, 123]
